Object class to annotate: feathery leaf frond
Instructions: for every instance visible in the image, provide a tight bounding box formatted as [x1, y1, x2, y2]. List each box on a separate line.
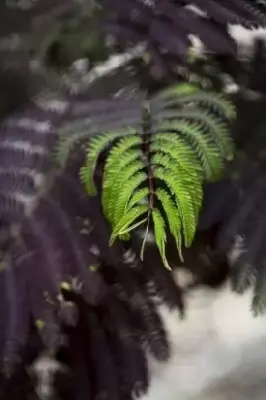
[57, 83, 234, 268]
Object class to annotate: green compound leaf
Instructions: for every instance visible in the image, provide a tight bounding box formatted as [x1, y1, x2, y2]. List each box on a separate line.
[57, 82, 236, 268]
[110, 204, 149, 245]
[152, 208, 170, 269]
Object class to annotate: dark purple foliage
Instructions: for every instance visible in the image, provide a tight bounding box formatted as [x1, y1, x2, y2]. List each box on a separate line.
[99, 0, 266, 80]
[0, 90, 185, 400]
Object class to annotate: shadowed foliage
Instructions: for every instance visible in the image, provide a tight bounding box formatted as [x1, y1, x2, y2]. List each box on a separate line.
[0, 91, 185, 400]
[99, 0, 266, 80]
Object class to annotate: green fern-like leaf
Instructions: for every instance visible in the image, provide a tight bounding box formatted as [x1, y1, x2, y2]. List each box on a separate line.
[152, 208, 170, 270]
[56, 82, 235, 269]
[155, 188, 183, 261]
[127, 188, 149, 209]
[156, 110, 233, 160]
[154, 121, 225, 180]
[156, 83, 199, 98]
[156, 84, 236, 120]
[112, 171, 148, 229]
[101, 136, 143, 223]
[154, 166, 198, 247]
[110, 204, 149, 244]
[80, 131, 121, 195]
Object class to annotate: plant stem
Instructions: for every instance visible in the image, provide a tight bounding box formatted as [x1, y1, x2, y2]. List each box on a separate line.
[141, 99, 155, 210]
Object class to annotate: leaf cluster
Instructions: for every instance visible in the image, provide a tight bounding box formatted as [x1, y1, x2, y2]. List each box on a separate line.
[57, 83, 235, 268]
